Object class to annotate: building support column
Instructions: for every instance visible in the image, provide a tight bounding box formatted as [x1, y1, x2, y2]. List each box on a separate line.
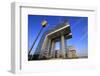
[47, 39, 51, 57]
[51, 40, 55, 58]
[61, 35, 66, 58]
[65, 39, 67, 58]
[39, 36, 48, 59]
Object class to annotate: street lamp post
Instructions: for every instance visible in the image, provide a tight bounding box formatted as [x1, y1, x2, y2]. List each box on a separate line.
[28, 20, 48, 57]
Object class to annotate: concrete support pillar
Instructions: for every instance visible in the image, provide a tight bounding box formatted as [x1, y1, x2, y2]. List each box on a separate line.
[61, 35, 66, 58]
[42, 36, 48, 50]
[47, 39, 51, 50]
[47, 39, 51, 57]
[65, 39, 67, 58]
[51, 40, 55, 58]
[40, 36, 48, 58]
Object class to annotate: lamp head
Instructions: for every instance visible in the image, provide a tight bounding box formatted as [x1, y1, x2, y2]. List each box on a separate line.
[41, 20, 47, 27]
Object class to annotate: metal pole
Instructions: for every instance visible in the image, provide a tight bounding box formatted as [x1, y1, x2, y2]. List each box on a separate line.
[28, 27, 43, 55]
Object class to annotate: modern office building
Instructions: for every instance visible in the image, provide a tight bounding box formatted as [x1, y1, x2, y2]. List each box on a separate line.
[67, 46, 77, 58]
[32, 21, 77, 60]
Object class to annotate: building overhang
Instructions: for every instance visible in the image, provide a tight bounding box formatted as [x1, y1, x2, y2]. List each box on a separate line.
[47, 24, 72, 40]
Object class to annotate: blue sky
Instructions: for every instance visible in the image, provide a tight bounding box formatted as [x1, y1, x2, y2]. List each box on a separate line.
[28, 15, 88, 56]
